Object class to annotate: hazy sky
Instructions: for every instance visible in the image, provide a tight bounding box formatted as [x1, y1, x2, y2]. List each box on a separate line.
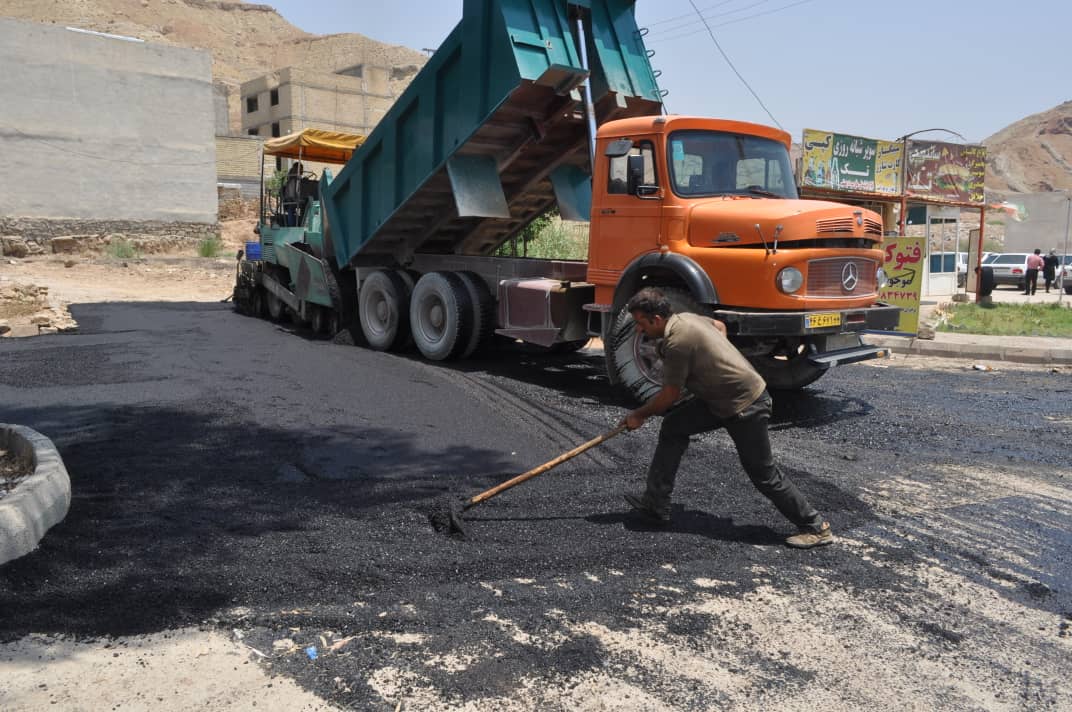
[267, 0, 1069, 144]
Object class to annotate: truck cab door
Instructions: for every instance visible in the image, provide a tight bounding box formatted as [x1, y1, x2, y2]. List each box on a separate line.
[588, 140, 662, 277]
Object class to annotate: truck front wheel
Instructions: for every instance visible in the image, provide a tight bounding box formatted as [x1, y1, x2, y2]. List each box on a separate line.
[746, 339, 825, 391]
[605, 287, 701, 403]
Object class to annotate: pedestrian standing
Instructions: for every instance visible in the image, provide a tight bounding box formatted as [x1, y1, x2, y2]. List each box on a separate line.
[1043, 249, 1060, 293]
[620, 287, 832, 549]
[1025, 249, 1045, 295]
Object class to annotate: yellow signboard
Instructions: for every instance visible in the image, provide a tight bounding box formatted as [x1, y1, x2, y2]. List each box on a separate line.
[801, 129, 903, 195]
[878, 236, 926, 334]
[875, 140, 903, 195]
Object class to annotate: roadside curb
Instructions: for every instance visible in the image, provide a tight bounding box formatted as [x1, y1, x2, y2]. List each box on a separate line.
[863, 335, 1072, 366]
[0, 424, 71, 566]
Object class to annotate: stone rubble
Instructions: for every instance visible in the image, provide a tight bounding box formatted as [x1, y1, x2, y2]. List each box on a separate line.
[0, 281, 77, 335]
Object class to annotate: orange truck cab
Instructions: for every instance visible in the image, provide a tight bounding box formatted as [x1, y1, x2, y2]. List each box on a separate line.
[585, 115, 900, 400]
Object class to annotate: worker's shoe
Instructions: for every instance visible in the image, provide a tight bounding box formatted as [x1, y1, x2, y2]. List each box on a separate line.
[785, 521, 834, 549]
[623, 493, 671, 526]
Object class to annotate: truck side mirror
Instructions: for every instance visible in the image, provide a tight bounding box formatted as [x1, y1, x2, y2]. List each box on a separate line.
[627, 155, 657, 197]
[605, 139, 634, 158]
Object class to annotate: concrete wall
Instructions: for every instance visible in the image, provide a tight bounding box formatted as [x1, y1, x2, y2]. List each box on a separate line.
[213, 81, 232, 136]
[0, 19, 217, 224]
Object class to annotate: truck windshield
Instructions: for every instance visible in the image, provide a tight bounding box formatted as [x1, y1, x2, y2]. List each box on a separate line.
[668, 130, 798, 199]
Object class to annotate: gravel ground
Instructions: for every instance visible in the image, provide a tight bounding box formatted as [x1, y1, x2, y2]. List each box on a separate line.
[0, 300, 1070, 711]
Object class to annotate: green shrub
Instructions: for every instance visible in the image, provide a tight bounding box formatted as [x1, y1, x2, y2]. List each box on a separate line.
[197, 236, 224, 258]
[523, 219, 589, 260]
[105, 239, 139, 260]
[494, 209, 589, 260]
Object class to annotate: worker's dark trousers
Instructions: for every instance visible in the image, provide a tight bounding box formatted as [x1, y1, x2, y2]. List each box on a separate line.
[641, 392, 824, 532]
[1025, 269, 1039, 294]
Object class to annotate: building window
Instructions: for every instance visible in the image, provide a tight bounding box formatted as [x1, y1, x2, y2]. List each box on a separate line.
[275, 157, 282, 172]
[271, 122, 281, 138]
[247, 128, 259, 137]
[246, 96, 258, 113]
[270, 89, 279, 106]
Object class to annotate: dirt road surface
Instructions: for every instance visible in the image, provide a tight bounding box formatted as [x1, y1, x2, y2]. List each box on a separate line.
[1, 253, 1070, 711]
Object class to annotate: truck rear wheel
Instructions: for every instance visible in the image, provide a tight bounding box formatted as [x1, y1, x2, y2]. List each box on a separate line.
[392, 270, 418, 351]
[359, 270, 412, 351]
[605, 287, 700, 403]
[409, 271, 474, 361]
[455, 271, 495, 358]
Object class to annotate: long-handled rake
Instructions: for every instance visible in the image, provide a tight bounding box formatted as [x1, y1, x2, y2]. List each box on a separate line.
[431, 423, 628, 538]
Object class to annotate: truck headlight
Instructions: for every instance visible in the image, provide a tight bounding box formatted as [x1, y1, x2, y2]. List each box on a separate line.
[876, 267, 889, 288]
[777, 267, 804, 294]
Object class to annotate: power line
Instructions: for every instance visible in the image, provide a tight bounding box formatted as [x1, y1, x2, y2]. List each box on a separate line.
[648, 0, 816, 44]
[683, 0, 784, 130]
[645, 0, 739, 28]
[647, 0, 773, 39]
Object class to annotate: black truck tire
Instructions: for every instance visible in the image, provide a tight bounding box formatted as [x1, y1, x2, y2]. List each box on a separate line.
[747, 342, 826, 391]
[409, 271, 474, 361]
[309, 304, 331, 337]
[455, 271, 495, 358]
[358, 269, 412, 351]
[391, 270, 418, 351]
[978, 266, 995, 297]
[250, 288, 267, 319]
[266, 291, 286, 321]
[605, 287, 701, 403]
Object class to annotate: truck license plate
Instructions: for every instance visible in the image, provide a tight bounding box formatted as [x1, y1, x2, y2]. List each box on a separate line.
[805, 312, 841, 329]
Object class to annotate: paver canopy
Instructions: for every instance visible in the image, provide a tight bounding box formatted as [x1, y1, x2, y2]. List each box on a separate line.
[262, 129, 365, 164]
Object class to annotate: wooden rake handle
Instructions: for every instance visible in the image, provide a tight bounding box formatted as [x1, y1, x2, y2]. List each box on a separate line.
[463, 423, 628, 511]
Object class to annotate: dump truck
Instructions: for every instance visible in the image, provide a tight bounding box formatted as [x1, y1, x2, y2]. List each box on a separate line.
[233, 0, 899, 401]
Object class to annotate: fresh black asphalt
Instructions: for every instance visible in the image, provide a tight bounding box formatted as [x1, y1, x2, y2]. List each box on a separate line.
[1, 301, 1069, 709]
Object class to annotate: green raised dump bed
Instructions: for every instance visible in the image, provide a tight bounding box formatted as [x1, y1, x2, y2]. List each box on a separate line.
[321, 0, 662, 268]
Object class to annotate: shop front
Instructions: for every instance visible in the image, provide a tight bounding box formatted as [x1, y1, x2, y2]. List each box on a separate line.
[797, 129, 986, 299]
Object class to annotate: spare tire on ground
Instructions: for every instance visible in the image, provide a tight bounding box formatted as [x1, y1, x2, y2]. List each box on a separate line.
[978, 266, 995, 297]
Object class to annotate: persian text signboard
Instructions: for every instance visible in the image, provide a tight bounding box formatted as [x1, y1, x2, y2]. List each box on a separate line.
[904, 140, 986, 205]
[878, 235, 926, 334]
[801, 129, 902, 195]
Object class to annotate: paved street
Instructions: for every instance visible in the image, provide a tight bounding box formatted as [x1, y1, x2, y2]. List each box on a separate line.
[1, 300, 1070, 710]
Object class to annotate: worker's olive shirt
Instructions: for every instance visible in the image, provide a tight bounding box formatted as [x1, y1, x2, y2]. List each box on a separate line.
[657, 313, 766, 419]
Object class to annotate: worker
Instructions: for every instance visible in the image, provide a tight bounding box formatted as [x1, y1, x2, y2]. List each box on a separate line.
[620, 287, 832, 549]
[1043, 249, 1060, 293]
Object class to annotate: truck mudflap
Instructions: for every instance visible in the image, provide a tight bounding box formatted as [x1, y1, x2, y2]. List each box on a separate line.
[713, 302, 901, 337]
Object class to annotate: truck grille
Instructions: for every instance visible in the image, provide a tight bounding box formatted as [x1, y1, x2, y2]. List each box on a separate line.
[807, 258, 877, 297]
[815, 217, 883, 236]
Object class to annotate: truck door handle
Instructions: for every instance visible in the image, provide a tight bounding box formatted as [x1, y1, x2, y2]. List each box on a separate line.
[601, 209, 616, 215]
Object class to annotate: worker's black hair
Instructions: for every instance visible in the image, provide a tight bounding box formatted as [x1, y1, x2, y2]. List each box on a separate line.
[626, 287, 672, 319]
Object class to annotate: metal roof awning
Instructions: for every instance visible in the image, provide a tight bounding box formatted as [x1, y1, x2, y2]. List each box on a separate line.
[262, 129, 365, 164]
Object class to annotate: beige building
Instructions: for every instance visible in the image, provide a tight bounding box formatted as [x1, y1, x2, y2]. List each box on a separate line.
[215, 135, 273, 198]
[241, 65, 397, 160]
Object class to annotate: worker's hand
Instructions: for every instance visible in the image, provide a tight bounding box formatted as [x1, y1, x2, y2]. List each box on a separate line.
[710, 318, 727, 336]
[623, 411, 647, 431]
